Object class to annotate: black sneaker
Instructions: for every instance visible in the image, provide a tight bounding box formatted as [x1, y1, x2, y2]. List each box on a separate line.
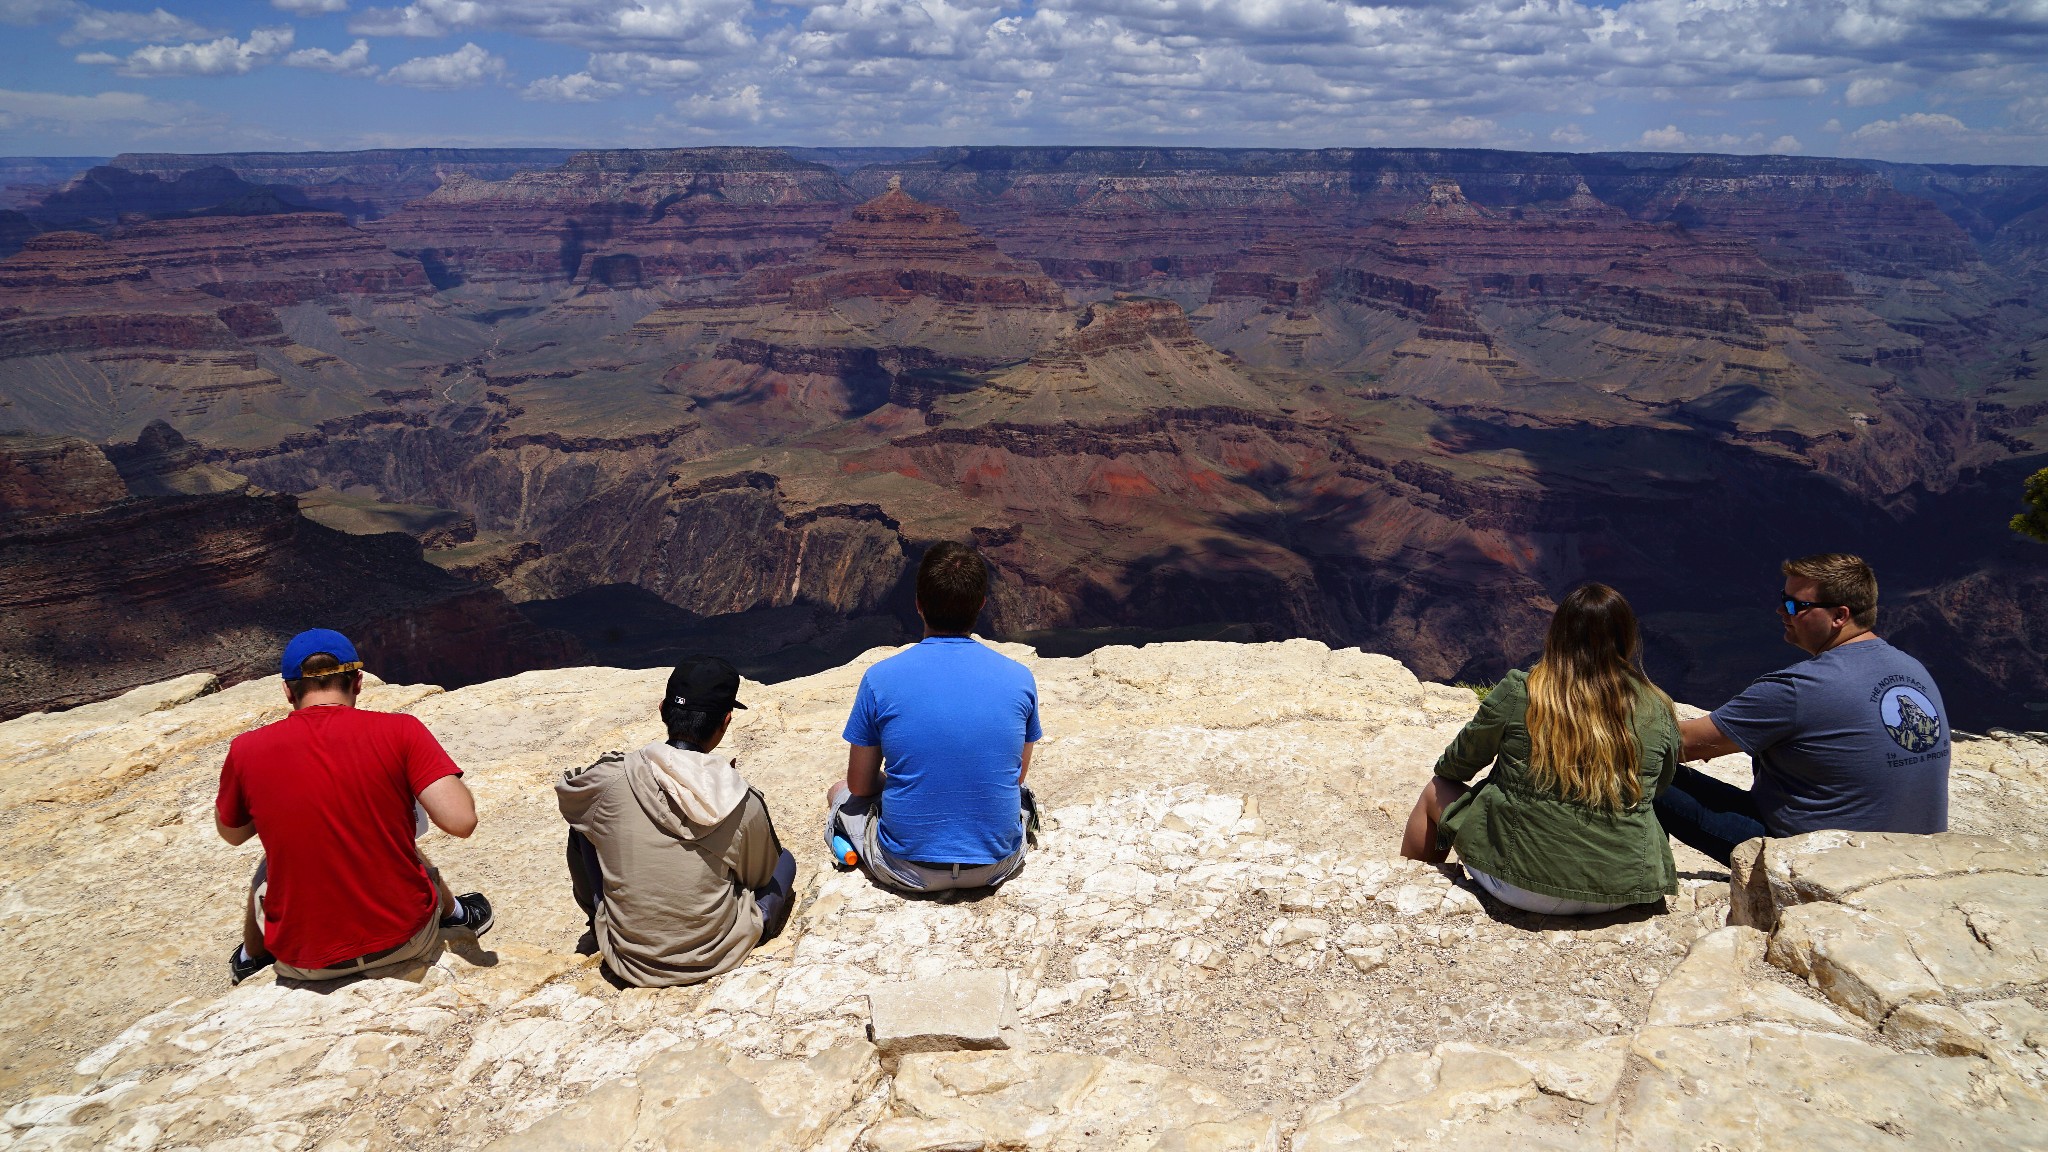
[228, 945, 273, 986]
[442, 892, 493, 938]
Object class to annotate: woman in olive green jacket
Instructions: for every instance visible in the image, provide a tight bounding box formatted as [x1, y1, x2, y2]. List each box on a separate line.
[1400, 583, 1681, 915]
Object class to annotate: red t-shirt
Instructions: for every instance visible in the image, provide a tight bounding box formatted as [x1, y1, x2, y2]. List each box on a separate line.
[216, 706, 462, 969]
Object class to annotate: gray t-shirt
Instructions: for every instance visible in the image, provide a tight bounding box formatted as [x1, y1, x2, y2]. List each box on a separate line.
[1711, 637, 1949, 837]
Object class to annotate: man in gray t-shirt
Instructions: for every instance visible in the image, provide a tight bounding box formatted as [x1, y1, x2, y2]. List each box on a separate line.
[1654, 553, 1951, 864]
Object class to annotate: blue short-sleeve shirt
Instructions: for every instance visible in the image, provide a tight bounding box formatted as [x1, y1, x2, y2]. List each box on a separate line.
[1711, 637, 1949, 837]
[843, 637, 1042, 864]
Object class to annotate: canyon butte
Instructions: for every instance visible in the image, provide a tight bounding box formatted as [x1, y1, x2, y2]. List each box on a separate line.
[1, 146, 2045, 725]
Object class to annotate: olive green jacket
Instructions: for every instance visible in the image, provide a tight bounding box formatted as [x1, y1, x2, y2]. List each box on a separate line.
[1435, 669, 1680, 905]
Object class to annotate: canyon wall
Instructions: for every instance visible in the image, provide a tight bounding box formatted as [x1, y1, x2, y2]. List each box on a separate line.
[2, 146, 2043, 724]
[0, 424, 580, 720]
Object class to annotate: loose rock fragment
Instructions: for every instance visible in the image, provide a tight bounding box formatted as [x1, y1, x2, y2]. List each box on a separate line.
[867, 971, 1013, 1068]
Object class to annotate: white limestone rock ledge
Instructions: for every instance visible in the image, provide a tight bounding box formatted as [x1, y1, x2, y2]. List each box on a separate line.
[0, 641, 2043, 1151]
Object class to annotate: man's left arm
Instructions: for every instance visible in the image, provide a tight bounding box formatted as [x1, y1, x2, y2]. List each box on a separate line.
[1020, 677, 1043, 784]
[1679, 714, 1742, 763]
[1697, 673, 1799, 765]
[843, 676, 886, 796]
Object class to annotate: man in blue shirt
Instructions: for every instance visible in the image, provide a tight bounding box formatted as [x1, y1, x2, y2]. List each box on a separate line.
[825, 542, 1041, 892]
[1654, 553, 1950, 865]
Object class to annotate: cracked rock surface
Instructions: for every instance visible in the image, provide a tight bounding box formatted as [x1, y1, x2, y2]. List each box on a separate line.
[1, 640, 2044, 1150]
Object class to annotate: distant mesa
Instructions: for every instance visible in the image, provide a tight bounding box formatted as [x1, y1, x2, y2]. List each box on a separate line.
[1410, 180, 1486, 224]
[783, 181, 1068, 310]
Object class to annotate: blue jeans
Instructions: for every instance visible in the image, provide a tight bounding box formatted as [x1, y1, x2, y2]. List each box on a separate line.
[754, 850, 797, 942]
[1653, 764, 1768, 866]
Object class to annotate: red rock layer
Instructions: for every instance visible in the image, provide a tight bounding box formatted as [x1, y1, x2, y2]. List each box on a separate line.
[0, 231, 149, 289]
[0, 215, 419, 360]
[115, 213, 428, 303]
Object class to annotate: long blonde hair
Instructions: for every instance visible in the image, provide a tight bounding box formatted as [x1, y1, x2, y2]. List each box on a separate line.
[1524, 583, 1673, 810]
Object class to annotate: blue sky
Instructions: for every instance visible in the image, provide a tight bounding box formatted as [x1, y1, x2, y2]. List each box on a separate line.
[2, 0, 2045, 161]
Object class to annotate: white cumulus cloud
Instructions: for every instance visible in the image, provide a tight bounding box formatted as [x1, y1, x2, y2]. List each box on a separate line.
[19, 0, 2048, 159]
[352, 0, 752, 51]
[1836, 111, 2012, 159]
[284, 37, 374, 73]
[523, 71, 621, 100]
[379, 41, 508, 88]
[92, 26, 296, 76]
[1632, 124, 1802, 154]
[587, 50, 701, 87]
[0, 1, 218, 45]
[673, 83, 768, 129]
[1844, 76, 1905, 107]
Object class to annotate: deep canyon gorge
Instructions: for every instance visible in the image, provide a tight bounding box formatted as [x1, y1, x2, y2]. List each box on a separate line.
[1, 145, 2044, 727]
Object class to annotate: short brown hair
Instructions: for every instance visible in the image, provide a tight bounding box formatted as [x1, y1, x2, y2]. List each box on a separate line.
[1782, 553, 1878, 629]
[288, 651, 363, 702]
[917, 542, 988, 633]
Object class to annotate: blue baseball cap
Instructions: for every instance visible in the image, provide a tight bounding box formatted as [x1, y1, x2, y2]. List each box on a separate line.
[280, 628, 362, 680]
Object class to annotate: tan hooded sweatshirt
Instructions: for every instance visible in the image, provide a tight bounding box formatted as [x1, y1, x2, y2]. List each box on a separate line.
[556, 741, 782, 987]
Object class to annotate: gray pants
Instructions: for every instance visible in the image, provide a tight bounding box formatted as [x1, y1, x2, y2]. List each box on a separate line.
[826, 784, 1031, 893]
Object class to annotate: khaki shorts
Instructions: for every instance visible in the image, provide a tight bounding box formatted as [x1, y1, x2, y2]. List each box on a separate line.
[826, 785, 1030, 893]
[252, 859, 444, 982]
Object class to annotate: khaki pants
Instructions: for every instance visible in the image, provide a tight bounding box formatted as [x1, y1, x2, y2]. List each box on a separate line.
[249, 858, 445, 981]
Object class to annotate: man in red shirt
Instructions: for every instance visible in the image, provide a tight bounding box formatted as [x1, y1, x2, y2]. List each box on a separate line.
[216, 629, 492, 985]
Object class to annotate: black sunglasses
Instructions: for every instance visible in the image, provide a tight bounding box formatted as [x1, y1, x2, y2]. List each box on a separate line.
[1780, 596, 1850, 616]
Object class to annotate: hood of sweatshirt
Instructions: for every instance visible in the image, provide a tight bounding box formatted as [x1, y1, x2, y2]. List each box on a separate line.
[623, 741, 752, 841]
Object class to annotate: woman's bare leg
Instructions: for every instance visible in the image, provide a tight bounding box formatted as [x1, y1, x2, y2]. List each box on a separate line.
[1399, 778, 1469, 862]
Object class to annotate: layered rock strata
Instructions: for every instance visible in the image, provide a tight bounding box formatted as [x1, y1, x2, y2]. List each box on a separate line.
[0, 425, 578, 719]
[108, 149, 583, 220]
[364, 149, 852, 291]
[0, 641, 2042, 1149]
[4, 146, 2046, 727]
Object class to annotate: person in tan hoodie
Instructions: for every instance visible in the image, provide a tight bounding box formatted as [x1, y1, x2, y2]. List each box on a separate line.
[556, 656, 794, 987]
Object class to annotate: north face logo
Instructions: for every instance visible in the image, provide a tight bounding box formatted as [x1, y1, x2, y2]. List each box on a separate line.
[1882, 687, 1942, 754]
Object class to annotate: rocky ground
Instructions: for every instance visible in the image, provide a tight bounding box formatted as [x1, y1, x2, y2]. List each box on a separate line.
[0, 639, 2043, 1150]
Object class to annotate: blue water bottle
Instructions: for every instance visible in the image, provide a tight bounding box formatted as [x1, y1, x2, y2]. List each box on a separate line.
[830, 834, 859, 867]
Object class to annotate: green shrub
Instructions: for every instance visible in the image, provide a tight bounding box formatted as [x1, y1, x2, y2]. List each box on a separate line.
[2014, 466, 2048, 544]
[1455, 681, 1493, 701]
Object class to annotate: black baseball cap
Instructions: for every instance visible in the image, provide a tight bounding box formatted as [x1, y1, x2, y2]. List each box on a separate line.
[664, 655, 747, 713]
